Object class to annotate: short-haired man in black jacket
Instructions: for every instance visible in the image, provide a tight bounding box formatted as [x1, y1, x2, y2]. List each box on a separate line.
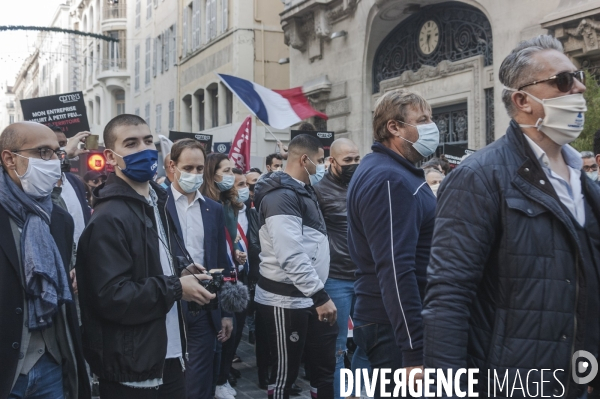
[423, 35, 600, 398]
[76, 114, 215, 399]
[314, 138, 370, 399]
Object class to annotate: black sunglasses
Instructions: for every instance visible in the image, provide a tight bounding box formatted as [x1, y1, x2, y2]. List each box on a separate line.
[518, 70, 585, 92]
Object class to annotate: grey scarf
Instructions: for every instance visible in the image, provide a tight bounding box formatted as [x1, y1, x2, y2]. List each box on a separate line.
[0, 171, 72, 330]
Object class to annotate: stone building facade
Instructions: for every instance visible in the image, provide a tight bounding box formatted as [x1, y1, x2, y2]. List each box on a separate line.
[280, 0, 600, 155]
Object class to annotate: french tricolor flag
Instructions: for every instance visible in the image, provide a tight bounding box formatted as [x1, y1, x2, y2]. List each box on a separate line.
[217, 73, 328, 129]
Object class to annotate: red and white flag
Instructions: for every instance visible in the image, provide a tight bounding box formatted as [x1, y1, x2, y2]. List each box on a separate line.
[229, 116, 252, 173]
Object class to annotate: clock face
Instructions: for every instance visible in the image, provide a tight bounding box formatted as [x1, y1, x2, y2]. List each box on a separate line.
[419, 20, 439, 55]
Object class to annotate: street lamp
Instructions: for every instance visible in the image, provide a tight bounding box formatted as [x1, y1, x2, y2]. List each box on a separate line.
[330, 30, 347, 40]
[278, 57, 290, 65]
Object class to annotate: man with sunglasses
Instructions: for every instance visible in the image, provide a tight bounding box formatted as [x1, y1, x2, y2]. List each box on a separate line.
[423, 35, 600, 398]
[0, 122, 90, 398]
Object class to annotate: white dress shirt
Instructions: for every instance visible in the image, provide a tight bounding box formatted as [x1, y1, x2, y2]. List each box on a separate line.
[172, 187, 206, 266]
[60, 174, 85, 246]
[238, 204, 248, 235]
[524, 135, 585, 226]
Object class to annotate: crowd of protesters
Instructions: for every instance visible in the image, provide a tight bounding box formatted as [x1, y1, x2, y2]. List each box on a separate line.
[2, 33, 600, 399]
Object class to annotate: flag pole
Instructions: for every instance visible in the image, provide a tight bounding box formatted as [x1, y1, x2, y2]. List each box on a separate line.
[260, 120, 280, 142]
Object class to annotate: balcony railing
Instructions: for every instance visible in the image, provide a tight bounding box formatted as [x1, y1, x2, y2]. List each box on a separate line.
[103, 5, 126, 20]
[99, 58, 127, 72]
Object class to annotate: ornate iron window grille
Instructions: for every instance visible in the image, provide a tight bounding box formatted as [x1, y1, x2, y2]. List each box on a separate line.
[372, 2, 493, 93]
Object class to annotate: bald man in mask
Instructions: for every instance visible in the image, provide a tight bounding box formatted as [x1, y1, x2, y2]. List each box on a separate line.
[313, 138, 370, 399]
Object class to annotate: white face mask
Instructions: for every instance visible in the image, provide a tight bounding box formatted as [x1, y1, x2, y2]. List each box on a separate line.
[304, 157, 325, 185]
[505, 87, 587, 145]
[13, 154, 62, 199]
[586, 170, 598, 182]
[396, 120, 440, 157]
[237, 187, 250, 203]
[176, 167, 203, 193]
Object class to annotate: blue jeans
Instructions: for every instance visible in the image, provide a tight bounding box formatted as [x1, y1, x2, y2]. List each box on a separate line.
[324, 278, 371, 399]
[10, 353, 64, 399]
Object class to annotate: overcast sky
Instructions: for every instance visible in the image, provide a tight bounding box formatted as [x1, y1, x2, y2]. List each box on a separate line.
[0, 0, 65, 86]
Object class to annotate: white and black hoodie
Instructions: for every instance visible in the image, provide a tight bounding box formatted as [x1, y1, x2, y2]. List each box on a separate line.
[253, 171, 330, 309]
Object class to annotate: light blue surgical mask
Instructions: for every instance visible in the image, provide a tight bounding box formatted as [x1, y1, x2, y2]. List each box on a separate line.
[304, 157, 325, 185]
[396, 120, 440, 157]
[215, 173, 235, 191]
[237, 187, 250, 203]
[176, 167, 203, 193]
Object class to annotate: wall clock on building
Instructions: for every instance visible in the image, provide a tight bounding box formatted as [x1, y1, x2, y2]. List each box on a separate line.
[418, 20, 439, 55]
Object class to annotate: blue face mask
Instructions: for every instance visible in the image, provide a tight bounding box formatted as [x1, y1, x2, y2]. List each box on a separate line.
[305, 157, 325, 185]
[112, 149, 159, 182]
[396, 120, 440, 157]
[237, 187, 250, 203]
[216, 174, 235, 192]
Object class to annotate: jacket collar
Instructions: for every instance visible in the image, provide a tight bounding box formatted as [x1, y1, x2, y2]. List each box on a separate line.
[93, 172, 168, 207]
[371, 142, 425, 178]
[323, 168, 346, 188]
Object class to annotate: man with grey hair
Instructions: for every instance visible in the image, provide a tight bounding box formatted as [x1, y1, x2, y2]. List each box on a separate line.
[581, 150, 598, 183]
[423, 34, 600, 398]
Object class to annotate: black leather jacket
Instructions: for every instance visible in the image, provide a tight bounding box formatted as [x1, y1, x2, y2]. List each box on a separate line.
[314, 170, 357, 280]
[423, 120, 600, 399]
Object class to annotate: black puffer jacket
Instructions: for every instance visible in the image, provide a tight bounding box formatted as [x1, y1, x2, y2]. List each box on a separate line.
[423, 120, 600, 399]
[314, 169, 356, 280]
[76, 174, 184, 382]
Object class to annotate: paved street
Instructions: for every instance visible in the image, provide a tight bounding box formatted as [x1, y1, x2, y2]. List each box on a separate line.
[232, 327, 313, 399]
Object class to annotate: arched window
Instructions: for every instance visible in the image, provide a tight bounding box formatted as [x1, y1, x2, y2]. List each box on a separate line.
[89, 7, 94, 32]
[372, 2, 492, 93]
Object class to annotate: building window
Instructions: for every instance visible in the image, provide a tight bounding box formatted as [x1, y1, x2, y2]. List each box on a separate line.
[171, 25, 177, 65]
[146, 0, 152, 20]
[95, 97, 101, 125]
[157, 34, 164, 74]
[135, 0, 141, 28]
[145, 37, 151, 86]
[206, 0, 216, 41]
[156, 104, 162, 133]
[225, 88, 232, 124]
[89, 101, 94, 122]
[183, 3, 191, 55]
[485, 88, 495, 145]
[9, 115, 14, 124]
[192, 0, 201, 50]
[134, 45, 140, 92]
[145, 102, 151, 128]
[210, 87, 218, 128]
[135, 107, 140, 116]
[115, 90, 126, 115]
[168, 99, 175, 130]
[372, 3, 492, 93]
[164, 30, 169, 72]
[153, 37, 157, 77]
[221, 0, 228, 33]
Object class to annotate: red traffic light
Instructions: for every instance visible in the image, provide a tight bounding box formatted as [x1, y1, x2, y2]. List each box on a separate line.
[88, 153, 106, 171]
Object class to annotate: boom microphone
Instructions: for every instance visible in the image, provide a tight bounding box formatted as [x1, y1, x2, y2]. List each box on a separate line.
[220, 282, 249, 313]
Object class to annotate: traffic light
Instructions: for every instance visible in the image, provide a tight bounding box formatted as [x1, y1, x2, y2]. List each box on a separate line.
[87, 153, 106, 172]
